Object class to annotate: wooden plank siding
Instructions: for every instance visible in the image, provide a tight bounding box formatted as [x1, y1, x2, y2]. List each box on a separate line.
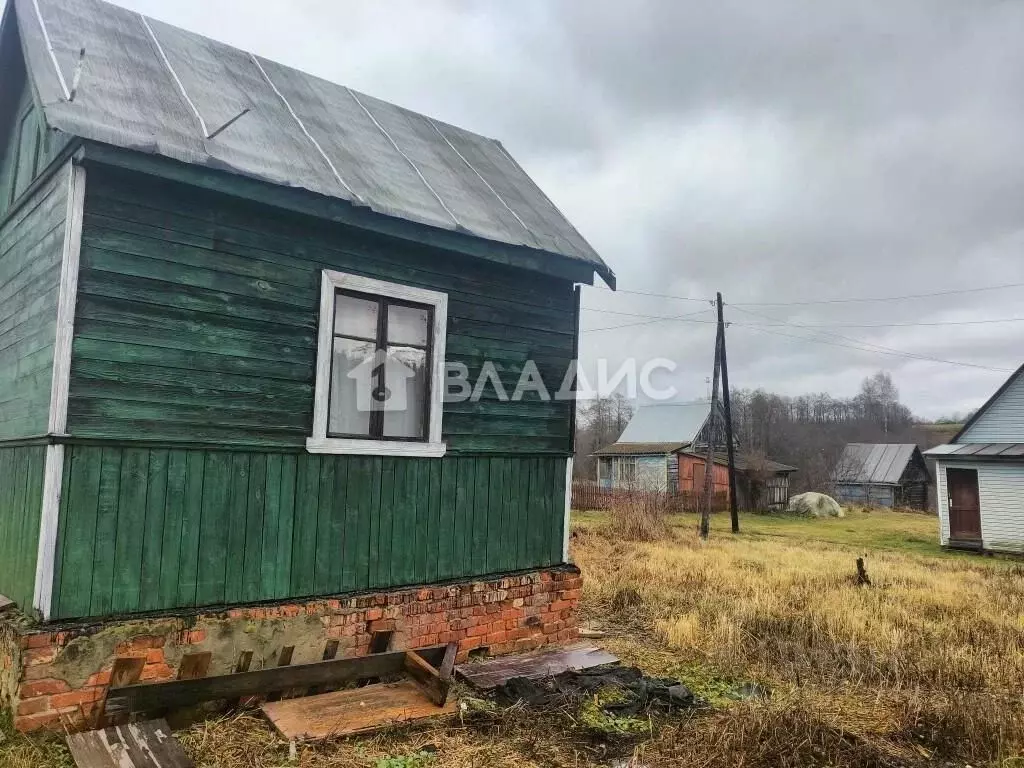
[50, 446, 566, 620]
[67, 166, 576, 452]
[0, 156, 68, 439]
[0, 444, 47, 608]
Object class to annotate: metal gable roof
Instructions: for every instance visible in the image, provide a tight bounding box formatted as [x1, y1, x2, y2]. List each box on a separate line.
[615, 402, 715, 444]
[8, 0, 613, 283]
[833, 443, 920, 485]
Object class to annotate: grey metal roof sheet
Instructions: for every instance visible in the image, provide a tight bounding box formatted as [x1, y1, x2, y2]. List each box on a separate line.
[616, 402, 714, 444]
[9, 0, 612, 281]
[924, 443, 1024, 458]
[833, 443, 919, 485]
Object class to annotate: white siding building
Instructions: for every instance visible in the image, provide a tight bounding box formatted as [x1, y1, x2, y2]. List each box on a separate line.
[926, 364, 1024, 554]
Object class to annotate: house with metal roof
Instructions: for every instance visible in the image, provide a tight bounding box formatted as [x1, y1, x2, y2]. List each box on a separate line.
[593, 402, 796, 509]
[924, 363, 1024, 553]
[0, 0, 613, 730]
[832, 443, 931, 510]
[593, 402, 722, 491]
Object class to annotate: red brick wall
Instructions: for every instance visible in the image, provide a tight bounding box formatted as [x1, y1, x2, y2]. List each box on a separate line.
[2, 566, 581, 732]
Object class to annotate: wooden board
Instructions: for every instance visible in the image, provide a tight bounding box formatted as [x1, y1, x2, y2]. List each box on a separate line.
[261, 680, 457, 740]
[456, 643, 619, 691]
[104, 644, 450, 718]
[66, 719, 192, 768]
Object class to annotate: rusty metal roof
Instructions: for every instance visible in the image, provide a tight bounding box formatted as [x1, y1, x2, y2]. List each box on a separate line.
[8, 0, 612, 283]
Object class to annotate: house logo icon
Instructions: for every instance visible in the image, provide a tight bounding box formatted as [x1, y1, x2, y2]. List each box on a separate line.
[347, 349, 420, 413]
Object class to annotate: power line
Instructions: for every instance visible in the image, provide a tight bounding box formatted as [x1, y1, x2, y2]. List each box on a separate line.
[583, 306, 1024, 328]
[587, 280, 1024, 307]
[738, 324, 1012, 373]
[728, 305, 1013, 373]
[580, 307, 715, 333]
[587, 285, 711, 303]
[731, 281, 1024, 306]
[580, 306, 711, 319]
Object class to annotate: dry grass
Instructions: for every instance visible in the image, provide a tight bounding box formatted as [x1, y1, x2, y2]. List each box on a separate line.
[3, 507, 1022, 767]
[574, 508, 1024, 766]
[608, 489, 670, 541]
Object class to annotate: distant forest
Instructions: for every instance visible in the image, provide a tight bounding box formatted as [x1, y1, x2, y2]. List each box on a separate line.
[574, 371, 959, 492]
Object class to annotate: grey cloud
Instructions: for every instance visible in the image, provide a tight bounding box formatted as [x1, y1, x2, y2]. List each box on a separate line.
[17, 0, 1021, 418]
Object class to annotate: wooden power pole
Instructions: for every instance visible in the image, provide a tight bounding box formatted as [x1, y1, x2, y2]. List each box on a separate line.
[718, 293, 739, 533]
[699, 317, 723, 541]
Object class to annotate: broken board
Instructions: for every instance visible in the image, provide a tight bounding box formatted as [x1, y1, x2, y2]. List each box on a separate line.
[261, 680, 457, 740]
[456, 642, 619, 690]
[66, 719, 192, 768]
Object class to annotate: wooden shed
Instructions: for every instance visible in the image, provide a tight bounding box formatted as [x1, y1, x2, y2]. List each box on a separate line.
[832, 443, 931, 510]
[0, 0, 613, 634]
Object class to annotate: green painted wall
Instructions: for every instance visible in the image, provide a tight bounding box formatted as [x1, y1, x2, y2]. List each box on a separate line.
[50, 446, 566, 620]
[0, 38, 54, 220]
[0, 445, 46, 609]
[69, 167, 576, 453]
[0, 159, 67, 440]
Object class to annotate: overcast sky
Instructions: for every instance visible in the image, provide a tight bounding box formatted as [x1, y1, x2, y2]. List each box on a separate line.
[14, 0, 1024, 418]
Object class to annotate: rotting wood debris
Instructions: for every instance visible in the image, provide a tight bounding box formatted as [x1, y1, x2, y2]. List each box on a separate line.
[493, 665, 702, 716]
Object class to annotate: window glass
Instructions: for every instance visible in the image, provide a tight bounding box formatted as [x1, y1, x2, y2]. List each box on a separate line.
[335, 293, 379, 340]
[382, 346, 427, 438]
[387, 304, 430, 347]
[329, 337, 375, 436]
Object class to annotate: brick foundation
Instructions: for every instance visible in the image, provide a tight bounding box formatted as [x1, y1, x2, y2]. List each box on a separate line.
[0, 566, 581, 732]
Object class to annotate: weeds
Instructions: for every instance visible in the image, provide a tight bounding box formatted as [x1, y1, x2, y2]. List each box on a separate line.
[609, 489, 670, 541]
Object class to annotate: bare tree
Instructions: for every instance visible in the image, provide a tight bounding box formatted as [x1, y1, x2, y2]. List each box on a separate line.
[573, 394, 636, 479]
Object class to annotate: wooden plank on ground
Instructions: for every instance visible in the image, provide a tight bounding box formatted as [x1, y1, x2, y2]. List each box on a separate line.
[455, 643, 619, 691]
[403, 642, 458, 706]
[261, 680, 457, 741]
[0, 593, 14, 612]
[66, 719, 192, 768]
[105, 645, 449, 717]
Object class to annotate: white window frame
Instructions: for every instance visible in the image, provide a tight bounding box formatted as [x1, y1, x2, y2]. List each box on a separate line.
[307, 269, 448, 457]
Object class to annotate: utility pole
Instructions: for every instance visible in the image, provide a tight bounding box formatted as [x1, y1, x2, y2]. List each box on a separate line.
[699, 318, 723, 541]
[718, 293, 739, 534]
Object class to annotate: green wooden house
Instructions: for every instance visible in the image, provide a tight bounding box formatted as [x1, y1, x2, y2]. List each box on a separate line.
[0, 0, 613, 622]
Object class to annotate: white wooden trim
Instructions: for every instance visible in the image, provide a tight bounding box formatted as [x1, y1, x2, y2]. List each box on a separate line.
[563, 457, 573, 562]
[252, 55, 360, 202]
[47, 161, 86, 435]
[32, 444, 64, 619]
[139, 14, 209, 137]
[30, 0, 71, 100]
[306, 438, 446, 457]
[310, 269, 448, 456]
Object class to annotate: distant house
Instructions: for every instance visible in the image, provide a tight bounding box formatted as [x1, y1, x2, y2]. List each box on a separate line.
[925, 364, 1024, 553]
[593, 402, 796, 509]
[832, 444, 931, 509]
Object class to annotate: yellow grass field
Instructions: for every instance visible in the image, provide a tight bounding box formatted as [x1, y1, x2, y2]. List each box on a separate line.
[3, 508, 1022, 767]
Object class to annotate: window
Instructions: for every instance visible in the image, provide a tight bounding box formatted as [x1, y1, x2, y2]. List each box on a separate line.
[307, 270, 448, 456]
